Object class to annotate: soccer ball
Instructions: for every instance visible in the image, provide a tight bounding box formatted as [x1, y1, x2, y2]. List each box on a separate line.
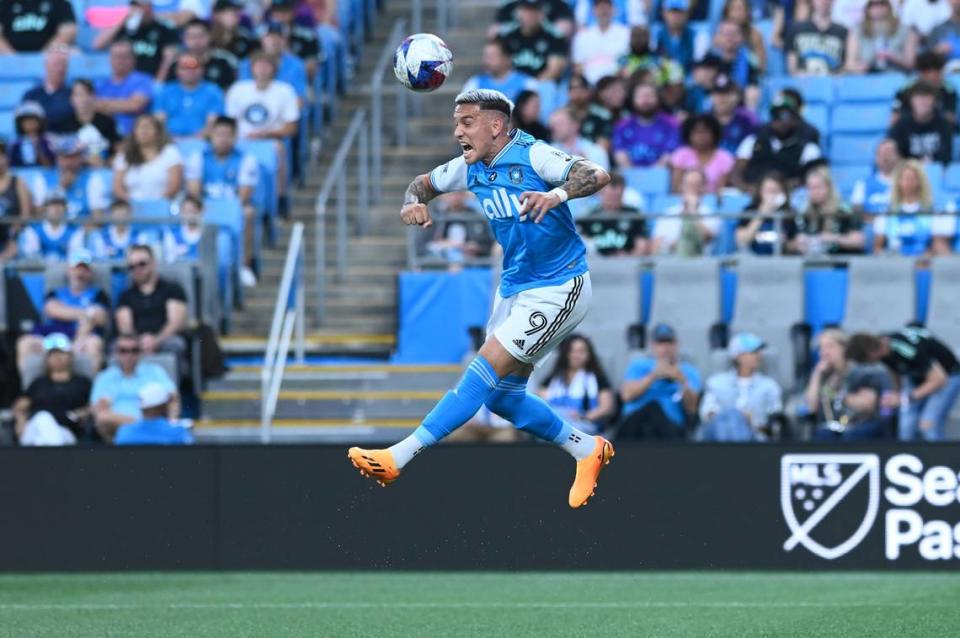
[393, 33, 453, 92]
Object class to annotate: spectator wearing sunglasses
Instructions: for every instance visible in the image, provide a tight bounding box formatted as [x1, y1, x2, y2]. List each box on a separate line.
[116, 244, 188, 360]
[90, 332, 179, 442]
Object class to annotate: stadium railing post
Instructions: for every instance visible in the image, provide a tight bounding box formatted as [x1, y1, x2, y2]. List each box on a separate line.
[358, 121, 370, 236]
[412, 0, 422, 35]
[315, 200, 326, 326]
[370, 20, 406, 204]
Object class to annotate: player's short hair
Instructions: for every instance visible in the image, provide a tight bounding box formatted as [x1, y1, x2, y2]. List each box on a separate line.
[454, 89, 514, 118]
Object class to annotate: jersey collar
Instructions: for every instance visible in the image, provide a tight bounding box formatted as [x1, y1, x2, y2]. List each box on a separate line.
[485, 129, 520, 167]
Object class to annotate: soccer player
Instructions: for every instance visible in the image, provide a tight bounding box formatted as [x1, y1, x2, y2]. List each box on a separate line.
[348, 89, 614, 508]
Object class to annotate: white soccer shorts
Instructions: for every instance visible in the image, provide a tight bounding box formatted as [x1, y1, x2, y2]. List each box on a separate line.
[486, 273, 592, 365]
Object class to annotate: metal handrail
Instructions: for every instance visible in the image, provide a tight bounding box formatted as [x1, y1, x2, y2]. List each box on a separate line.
[314, 108, 370, 324]
[370, 19, 407, 203]
[260, 221, 306, 444]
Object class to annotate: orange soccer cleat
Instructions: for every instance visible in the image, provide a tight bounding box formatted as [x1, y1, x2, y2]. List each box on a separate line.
[568, 437, 615, 508]
[348, 447, 401, 487]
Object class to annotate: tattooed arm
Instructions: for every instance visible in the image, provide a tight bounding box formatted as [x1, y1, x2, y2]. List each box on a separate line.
[401, 174, 441, 229]
[520, 160, 611, 223]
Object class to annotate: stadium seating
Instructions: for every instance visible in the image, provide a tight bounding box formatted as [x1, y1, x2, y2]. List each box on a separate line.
[834, 74, 905, 103]
[830, 104, 891, 135]
[622, 167, 670, 199]
[829, 134, 880, 166]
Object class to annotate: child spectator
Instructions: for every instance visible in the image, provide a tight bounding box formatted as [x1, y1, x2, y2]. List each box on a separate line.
[90, 199, 156, 260]
[612, 82, 680, 167]
[617, 323, 701, 439]
[572, 0, 630, 85]
[113, 115, 184, 202]
[162, 195, 205, 262]
[791, 166, 865, 255]
[669, 114, 735, 193]
[893, 52, 956, 129]
[512, 90, 551, 141]
[851, 138, 900, 216]
[28, 137, 110, 220]
[873, 159, 935, 255]
[9, 101, 55, 168]
[580, 75, 627, 151]
[652, 169, 719, 256]
[153, 53, 225, 138]
[462, 39, 538, 104]
[698, 332, 783, 441]
[787, 0, 849, 75]
[19, 189, 85, 261]
[844, 0, 910, 73]
[577, 172, 649, 255]
[736, 171, 796, 255]
[537, 335, 616, 435]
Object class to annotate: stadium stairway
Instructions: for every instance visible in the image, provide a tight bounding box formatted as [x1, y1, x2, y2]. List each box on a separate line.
[200, 1, 492, 440]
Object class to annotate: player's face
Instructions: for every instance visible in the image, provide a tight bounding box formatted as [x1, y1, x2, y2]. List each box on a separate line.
[453, 104, 502, 165]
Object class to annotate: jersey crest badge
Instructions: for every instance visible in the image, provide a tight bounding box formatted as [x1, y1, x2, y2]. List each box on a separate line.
[509, 167, 523, 184]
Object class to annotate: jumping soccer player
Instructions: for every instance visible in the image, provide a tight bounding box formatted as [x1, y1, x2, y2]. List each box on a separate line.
[348, 89, 613, 508]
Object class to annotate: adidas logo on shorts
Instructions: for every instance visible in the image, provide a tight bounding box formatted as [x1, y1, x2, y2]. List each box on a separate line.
[513, 338, 526, 350]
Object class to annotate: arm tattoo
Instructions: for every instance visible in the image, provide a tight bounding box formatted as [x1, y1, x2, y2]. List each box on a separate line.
[404, 175, 439, 206]
[560, 161, 609, 200]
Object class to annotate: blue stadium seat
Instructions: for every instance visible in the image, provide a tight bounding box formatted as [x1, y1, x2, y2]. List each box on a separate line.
[830, 104, 891, 134]
[945, 163, 960, 191]
[68, 54, 111, 81]
[718, 192, 752, 214]
[830, 164, 872, 196]
[765, 76, 834, 105]
[829, 134, 881, 165]
[0, 82, 35, 109]
[803, 104, 829, 137]
[0, 110, 13, 139]
[650, 194, 680, 214]
[176, 138, 206, 162]
[133, 200, 173, 218]
[621, 167, 670, 197]
[0, 55, 45, 80]
[925, 162, 945, 204]
[834, 73, 905, 103]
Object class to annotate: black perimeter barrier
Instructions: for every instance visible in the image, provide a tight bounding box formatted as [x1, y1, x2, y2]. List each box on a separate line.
[2, 444, 960, 571]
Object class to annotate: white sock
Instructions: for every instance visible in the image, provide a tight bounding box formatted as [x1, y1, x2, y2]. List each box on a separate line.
[388, 434, 425, 469]
[559, 427, 597, 461]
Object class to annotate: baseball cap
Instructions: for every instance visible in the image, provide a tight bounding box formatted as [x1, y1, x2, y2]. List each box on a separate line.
[651, 323, 677, 343]
[44, 187, 68, 205]
[68, 248, 93, 267]
[728, 332, 765, 358]
[770, 93, 799, 117]
[664, 0, 689, 11]
[54, 136, 84, 155]
[15, 101, 46, 121]
[139, 383, 171, 410]
[43, 333, 72, 353]
[711, 73, 738, 93]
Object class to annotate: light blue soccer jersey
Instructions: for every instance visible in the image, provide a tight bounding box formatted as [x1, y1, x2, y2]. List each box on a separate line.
[428, 129, 588, 297]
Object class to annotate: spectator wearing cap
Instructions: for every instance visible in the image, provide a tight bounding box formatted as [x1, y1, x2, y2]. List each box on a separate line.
[113, 114, 183, 202]
[9, 101, 55, 168]
[652, 169, 719, 256]
[844, 0, 911, 73]
[19, 189, 85, 261]
[116, 244, 189, 360]
[238, 22, 309, 103]
[94, 0, 179, 81]
[16, 249, 109, 378]
[893, 52, 957, 128]
[708, 74, 758, 154]
[617, 323, 702, 439]
[777, 88, 822, 147]
[577, 172, 649, 256]
[167, 18, 239, 91]
[0, 0, 76, 53]
[580, 75, 627, 151]
[28, 137, 110, 220]
[668, 114, 735, 193]
[21, 46, 73, 134]
[154, 53, 225, 139]
[653, 0, 709, 73]
[786, 0, 849, 75]
[94, 39, 155, 137]
[732, 93, 823, 190]
[697, 333, 782, 441]
[114, 382, 193, 445]
[846, 328, 960, 441]
[497, 0, 570, 82]
[90, 199, 156, 260]
[851, 138, 899, 216]
[90, 332, 179, 441]
[211, 0, 257, 61]
[12, 334, 93, 446]
[462, 39, 538, 104]
[699, 20, 761, 108]
[495, 0, 576, 38]
[612, 82, 681, 167]
[0, 140, 32, 261]
[887, 80, 953, 165]
[265, 0, 321, 81]
[63, 80, 121, 167]
[572, 0, 631, 85]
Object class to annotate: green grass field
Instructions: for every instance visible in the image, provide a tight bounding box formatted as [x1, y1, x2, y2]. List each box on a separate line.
[1, 572, 957, 637]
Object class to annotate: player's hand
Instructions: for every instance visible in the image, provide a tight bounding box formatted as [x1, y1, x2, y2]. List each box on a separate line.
[520, 190, 563, 224]
[400, 202, 433, 229]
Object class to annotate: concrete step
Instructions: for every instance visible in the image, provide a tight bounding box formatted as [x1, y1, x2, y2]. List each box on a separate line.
[201, 390, 440, 419]
[207, 364, 460, 392]
[194, 419, 417, 444]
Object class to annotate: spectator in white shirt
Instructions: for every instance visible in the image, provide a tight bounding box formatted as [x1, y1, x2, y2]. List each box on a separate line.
[901, 0, 951, 37]
[653, 169, 720, 255]
[112, 114, 183, 202]
[572, 0, 631, 85]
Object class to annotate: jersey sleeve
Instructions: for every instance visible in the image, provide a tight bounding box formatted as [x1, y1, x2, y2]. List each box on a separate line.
[428, 156, 468, 193]
[529, 141, 582, 186]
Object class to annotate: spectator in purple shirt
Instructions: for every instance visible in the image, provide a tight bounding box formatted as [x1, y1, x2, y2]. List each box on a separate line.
[709, 74, 758, 154]
[94, 39, 154, 136]
[612, 82, 680, 167]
